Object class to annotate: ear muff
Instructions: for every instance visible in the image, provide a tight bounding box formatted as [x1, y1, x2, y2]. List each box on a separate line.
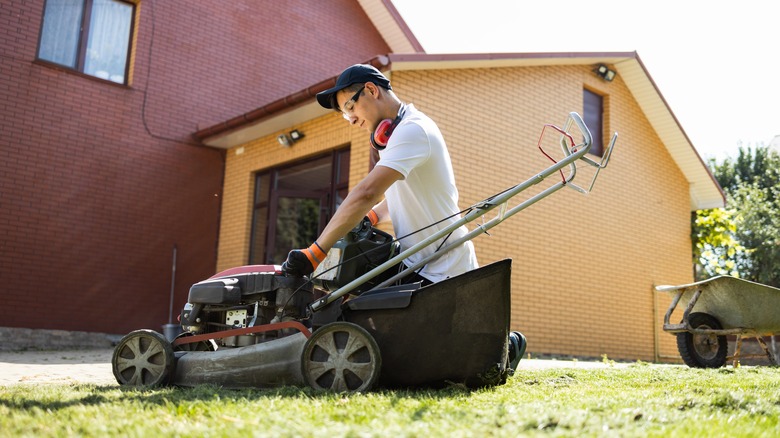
[370, 118, 396, 151]
[370, 105, 407, 151]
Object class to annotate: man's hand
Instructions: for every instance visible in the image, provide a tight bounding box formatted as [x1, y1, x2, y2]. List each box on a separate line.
[281, 242, 327, 277]
[351, 209, 380, 235]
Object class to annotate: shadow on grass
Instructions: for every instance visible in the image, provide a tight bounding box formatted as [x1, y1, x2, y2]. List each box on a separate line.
[0, 380, 483, 413]
[2, 368, 603, 413]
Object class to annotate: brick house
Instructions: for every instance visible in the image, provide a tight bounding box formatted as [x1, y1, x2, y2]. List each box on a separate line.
[0, 0, 403, 335]
[2, 1, 722, 361]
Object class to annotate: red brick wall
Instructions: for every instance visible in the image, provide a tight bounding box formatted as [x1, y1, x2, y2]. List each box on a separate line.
[0, 0, 390, 334]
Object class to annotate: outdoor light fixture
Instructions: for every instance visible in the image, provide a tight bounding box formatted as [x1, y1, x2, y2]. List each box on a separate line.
[277, 129, 304, 147]
[289, 129, 304, 141]
[277, 134, 292, 147]
[595, 64, 617, 82]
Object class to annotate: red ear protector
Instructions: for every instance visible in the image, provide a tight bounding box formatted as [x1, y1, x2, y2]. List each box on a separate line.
[370, 105, 407, 151]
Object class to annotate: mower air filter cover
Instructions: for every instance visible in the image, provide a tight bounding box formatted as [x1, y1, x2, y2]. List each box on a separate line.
[188, 278, 241, 304]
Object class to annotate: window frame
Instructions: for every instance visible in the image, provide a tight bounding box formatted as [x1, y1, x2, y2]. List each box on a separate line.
[36, 0, 136, 85]
[583, 88, 605, 157]
[248, 147, 351, 265]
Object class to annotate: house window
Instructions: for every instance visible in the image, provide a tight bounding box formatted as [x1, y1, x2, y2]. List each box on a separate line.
[583, 89, 604, 156]
[37, 0, 135, 84]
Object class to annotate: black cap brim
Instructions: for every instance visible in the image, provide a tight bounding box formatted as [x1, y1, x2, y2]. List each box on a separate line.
[316, 84, 347, 110]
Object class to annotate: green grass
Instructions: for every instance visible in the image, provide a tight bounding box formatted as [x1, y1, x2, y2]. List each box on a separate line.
[2, 364, 780, 437]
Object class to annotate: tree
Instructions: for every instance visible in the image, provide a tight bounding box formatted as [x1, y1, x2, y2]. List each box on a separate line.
[714, 145, 780, 198]
[730, 182, 780, 287]
[691, 207, 747, 279]
[693, 145, 780, 286]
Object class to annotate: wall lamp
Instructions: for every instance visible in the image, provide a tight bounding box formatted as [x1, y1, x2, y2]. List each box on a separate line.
[594, 64, 617, 82]
[277, 129, 304, 147]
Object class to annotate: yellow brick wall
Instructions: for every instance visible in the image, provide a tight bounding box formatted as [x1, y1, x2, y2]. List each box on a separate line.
[217, 64, 693, 362]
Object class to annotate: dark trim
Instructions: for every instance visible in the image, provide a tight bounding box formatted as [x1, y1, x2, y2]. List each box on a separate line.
[76, 0, 92, 72]
[123, 0, 137, 86]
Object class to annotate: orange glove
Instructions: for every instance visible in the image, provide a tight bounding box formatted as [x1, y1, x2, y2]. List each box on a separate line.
[367, 209, 379, 226]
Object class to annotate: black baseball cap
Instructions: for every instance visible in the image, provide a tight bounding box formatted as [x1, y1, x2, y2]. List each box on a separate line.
[316, 64, 392, 110]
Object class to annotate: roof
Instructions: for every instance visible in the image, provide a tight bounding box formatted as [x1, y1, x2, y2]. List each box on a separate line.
[194, 51, 725, 210]
[357, 0, 424, 54]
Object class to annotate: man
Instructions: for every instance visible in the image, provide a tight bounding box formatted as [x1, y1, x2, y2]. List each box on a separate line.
[282, 63, 525, 373]
[282, 64, 478, 285]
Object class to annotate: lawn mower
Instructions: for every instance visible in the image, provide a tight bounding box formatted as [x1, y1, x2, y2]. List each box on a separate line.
[111, 112, 618, 392]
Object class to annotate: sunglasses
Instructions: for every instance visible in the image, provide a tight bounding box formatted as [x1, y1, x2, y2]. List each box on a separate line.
[340, 86, 365, 120]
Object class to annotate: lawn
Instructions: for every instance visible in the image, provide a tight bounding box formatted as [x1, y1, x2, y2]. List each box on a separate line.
[2, 363, 779, 437]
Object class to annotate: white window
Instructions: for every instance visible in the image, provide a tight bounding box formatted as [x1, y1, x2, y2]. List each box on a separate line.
[38, 0, 135, 84]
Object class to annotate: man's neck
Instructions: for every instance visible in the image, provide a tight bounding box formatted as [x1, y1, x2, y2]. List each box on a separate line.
[386, 100, 403, 119]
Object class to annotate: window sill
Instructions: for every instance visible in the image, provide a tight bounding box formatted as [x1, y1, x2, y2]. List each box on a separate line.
[33, 59, 131, 89]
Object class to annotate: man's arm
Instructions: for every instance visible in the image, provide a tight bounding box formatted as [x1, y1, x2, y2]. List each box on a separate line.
[280, 165, 402, 276]
[316, 165, 402, 251]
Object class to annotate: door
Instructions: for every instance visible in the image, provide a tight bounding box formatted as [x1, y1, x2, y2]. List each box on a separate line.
[266, 189, 328, 264]
[249, 148, 350, 265]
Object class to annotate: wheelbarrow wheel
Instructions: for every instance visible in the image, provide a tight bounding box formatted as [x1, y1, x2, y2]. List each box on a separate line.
[112, 329, 175, 387]
[676, 312, 728, 368]
[301, 321, 381, 392]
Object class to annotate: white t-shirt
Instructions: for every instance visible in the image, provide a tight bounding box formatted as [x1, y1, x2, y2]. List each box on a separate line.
[376, 104, 479, 282]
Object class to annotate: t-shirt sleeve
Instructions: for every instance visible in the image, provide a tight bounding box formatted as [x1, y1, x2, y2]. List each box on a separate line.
[375, 122, 431, 179]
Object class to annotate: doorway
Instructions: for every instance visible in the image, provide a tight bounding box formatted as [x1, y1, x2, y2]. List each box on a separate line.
[249, 148, 350, 264]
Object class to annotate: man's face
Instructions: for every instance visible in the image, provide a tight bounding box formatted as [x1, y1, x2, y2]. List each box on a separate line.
[336, 84, 377, 132]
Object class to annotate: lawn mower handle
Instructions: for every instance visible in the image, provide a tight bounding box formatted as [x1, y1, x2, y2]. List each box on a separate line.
[310, 112, 614, 312]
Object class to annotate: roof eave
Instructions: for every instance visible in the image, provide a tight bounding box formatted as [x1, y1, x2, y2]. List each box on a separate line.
[359, 0, 425, 53]
[192, 56, 391, 147]
[620, 54, 725, 209]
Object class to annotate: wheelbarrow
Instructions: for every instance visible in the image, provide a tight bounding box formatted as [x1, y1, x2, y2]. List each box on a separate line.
[656, 276, 780, 367]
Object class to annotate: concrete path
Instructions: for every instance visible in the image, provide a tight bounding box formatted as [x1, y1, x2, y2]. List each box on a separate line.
[0, 349, 117, 386]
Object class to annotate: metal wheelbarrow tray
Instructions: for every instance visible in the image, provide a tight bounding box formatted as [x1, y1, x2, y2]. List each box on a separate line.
[656, 275, 780, 367]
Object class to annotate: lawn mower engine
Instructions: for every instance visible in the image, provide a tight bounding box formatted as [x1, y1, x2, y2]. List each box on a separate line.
[179, 268, 313, 349]
[176, 218, 399, 350]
